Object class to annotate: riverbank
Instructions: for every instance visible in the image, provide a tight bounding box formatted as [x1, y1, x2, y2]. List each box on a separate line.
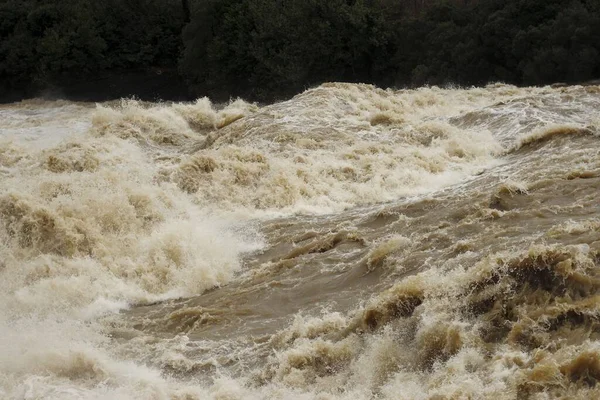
[0, 68, 192, 104]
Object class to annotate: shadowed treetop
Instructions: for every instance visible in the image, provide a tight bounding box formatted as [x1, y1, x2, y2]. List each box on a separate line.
[1, 0, 599, 102]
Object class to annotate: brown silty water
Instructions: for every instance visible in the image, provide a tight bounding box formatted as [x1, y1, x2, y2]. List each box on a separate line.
[1, 83, 599, 399]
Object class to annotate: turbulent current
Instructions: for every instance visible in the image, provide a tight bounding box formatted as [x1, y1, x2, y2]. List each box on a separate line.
[1, 83, 600, 399]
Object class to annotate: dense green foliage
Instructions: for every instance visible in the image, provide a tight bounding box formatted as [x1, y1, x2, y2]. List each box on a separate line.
[1, 0, 599, 101]
[0, 0, 184, 94]
[180, 0, 390, 99]
[181, 0, 600, 100]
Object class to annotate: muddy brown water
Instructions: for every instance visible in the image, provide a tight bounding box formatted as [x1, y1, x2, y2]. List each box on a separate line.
[1, 83, 600, 399]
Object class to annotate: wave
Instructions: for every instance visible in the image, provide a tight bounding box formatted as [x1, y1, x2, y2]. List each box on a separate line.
[1, 82, 599, 399]
[514, 124, 599, 150]
[168, 83, 505, 214]
[255, 244, 600, 399]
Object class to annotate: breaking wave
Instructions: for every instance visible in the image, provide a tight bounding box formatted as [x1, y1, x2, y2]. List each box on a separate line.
[1, 82, 599, 399]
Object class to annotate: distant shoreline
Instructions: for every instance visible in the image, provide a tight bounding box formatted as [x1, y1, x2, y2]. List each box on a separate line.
[0, 68, 193, 105]
[2, 75, 600, 106]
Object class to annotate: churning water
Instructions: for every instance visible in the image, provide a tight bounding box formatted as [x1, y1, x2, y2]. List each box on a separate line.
[1, 83, 600, 399]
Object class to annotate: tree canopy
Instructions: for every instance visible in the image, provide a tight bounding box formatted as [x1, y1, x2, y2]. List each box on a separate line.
[1, 0, 599, 102]
[0, 0, 185, 98]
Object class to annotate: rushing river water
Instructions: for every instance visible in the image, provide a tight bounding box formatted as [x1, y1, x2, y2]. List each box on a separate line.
[1, 83, 600, 399]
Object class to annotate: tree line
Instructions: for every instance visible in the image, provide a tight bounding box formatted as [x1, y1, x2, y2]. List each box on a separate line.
[1, 0, 599, 102]
[0, 0, 186, 100]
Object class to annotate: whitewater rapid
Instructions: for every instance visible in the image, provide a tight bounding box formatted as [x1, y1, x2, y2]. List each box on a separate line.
[1, 83, 600, 399]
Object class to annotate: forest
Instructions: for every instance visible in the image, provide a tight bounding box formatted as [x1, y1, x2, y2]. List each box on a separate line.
[1, 0, 599, 102]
